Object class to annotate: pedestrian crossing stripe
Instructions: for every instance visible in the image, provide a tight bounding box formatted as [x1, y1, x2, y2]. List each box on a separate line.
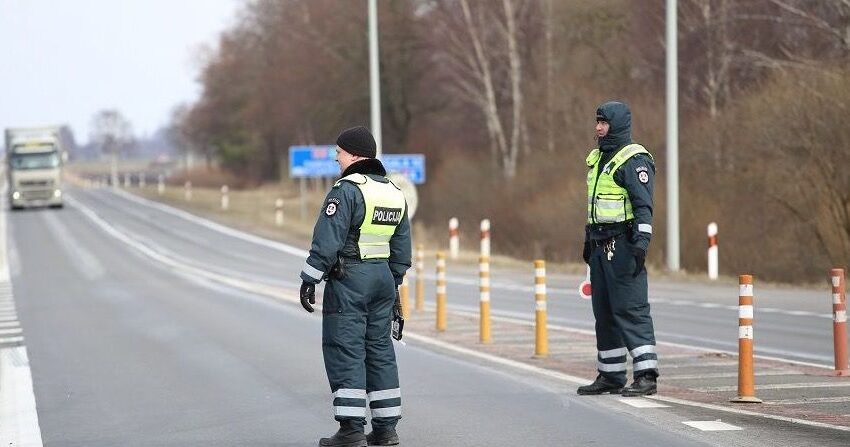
[683, 421, 742, 431]
[618, 398, 670, 408]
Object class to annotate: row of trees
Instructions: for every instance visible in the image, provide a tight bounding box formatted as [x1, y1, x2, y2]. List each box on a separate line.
[173, 0, 850, 282]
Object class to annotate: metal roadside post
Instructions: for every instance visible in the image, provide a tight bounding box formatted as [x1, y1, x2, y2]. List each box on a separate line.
[157, 174, 165, 195]
[731, 274, 762, 403]
[184, 181, 192, 201]
[830, 269, 849, 376]
[534, 260, 548, 358]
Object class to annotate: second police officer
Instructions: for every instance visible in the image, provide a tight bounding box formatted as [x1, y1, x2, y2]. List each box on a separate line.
[577, 101, 660, 397]
[299, 126, 411, 447]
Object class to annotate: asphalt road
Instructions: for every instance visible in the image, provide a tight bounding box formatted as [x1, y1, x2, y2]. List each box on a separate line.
[6, 186, 723, 445]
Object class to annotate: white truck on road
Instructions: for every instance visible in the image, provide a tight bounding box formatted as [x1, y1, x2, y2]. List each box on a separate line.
[4, 127, 65, 209]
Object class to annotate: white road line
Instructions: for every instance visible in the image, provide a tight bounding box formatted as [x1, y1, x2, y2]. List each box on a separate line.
[73, 192, 850, 434]
[695, 382, 850, 392]
[0, 347, 44, 445]
[682, 421, 742, 431]
[766, 396, 850, 405]
[651, 395, 850, 432]
[0, 328, 22, 336]
[0, 322, 20, 329]
[0, 316, 18, 323]
[618, 398, 670, 408]
[0, 181, 42, 446]
[107, 188, 309, 257]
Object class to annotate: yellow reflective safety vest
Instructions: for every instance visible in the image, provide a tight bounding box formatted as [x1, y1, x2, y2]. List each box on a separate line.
[586, 143, 653, 224]
[336, 173, 407, 259]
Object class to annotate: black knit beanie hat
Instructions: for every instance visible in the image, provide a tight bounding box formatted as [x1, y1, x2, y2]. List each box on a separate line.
[336, 126, 376, 158]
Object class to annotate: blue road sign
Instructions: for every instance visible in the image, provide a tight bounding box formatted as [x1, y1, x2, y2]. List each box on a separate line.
[382, 154, 426, 184]
[289, 145, 338, 178]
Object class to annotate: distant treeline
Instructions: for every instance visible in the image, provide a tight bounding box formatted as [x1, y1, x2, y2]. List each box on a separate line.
[172, 0, 850, 283]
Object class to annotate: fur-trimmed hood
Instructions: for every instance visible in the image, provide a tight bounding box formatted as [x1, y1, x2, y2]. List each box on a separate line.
[340, 158, 387, 178]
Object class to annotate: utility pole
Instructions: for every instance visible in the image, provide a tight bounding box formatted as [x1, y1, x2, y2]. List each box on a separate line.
[368, 0, 383, 157]
[666, 0, 680, 271]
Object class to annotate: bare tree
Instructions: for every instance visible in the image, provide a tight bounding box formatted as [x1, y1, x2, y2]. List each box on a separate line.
[432, 0, 534, 178]
[90, 109, 134, 186]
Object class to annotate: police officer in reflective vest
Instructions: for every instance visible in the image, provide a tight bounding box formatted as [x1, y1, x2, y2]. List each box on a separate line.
[299, 126, 411, 446]
[577, 101, 659, 397]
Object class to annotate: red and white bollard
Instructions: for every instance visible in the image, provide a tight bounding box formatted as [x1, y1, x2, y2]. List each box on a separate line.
[707, 222, 718, 280]
[184, 181, 192, 201]
[157, 174, 165, 195]
[830, 269, 849, 376]
[449, 217, 459, 259]
[731, 274, 761, 403]
[480, 219, 491, 258]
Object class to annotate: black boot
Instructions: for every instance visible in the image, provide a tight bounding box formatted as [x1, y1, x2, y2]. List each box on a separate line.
[621, 375, 657, 397]
[366, 427, 399, 446]
[577, 375, 625, 395]
[319, 422, 367, 447]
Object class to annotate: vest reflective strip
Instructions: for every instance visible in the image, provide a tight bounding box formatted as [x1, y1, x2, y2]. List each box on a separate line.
[368, 388, 401, 401]
[634, 360, 659, 371]
[303, 261, 324, 281]
[360, 233, 392, 244]
[360, 244, 391, 258]
[630, 345, 656, 358]
[599, 347, 628, 359]
[371, 406, 402, 418]
[334, 388, 367, 399]
[335, 406, 367, 417]
[597, 361, 627, 372]
[595, 201, 625, 210]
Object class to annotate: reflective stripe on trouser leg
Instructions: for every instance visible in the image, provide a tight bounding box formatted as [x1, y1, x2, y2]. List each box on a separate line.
[590, 251, 628, 384]
[602, 238, 659, 379]
[368, 388, 402, 418]
[333, 388, 367, 418]
[630, 345, 659, 376]
[323, 291, 368, 424]
[365, 263, 402, 429]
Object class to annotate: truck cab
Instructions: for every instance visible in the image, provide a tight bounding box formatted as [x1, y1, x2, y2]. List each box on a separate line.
[5, 127, 64, 210]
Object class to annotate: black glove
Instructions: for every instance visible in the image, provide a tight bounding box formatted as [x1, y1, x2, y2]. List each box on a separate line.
[632, 247, 646, 278]
[582, 240, 592, 264]
[391, 288, 404, 340]
[300, 281, 316, 313]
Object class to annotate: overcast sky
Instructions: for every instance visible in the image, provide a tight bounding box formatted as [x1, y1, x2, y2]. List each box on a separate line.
[0, 0, 239, 145]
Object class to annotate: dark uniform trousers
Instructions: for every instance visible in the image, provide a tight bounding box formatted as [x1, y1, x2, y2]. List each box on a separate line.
[589, 233, 659, 386]
[322, 259, 401, 430]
